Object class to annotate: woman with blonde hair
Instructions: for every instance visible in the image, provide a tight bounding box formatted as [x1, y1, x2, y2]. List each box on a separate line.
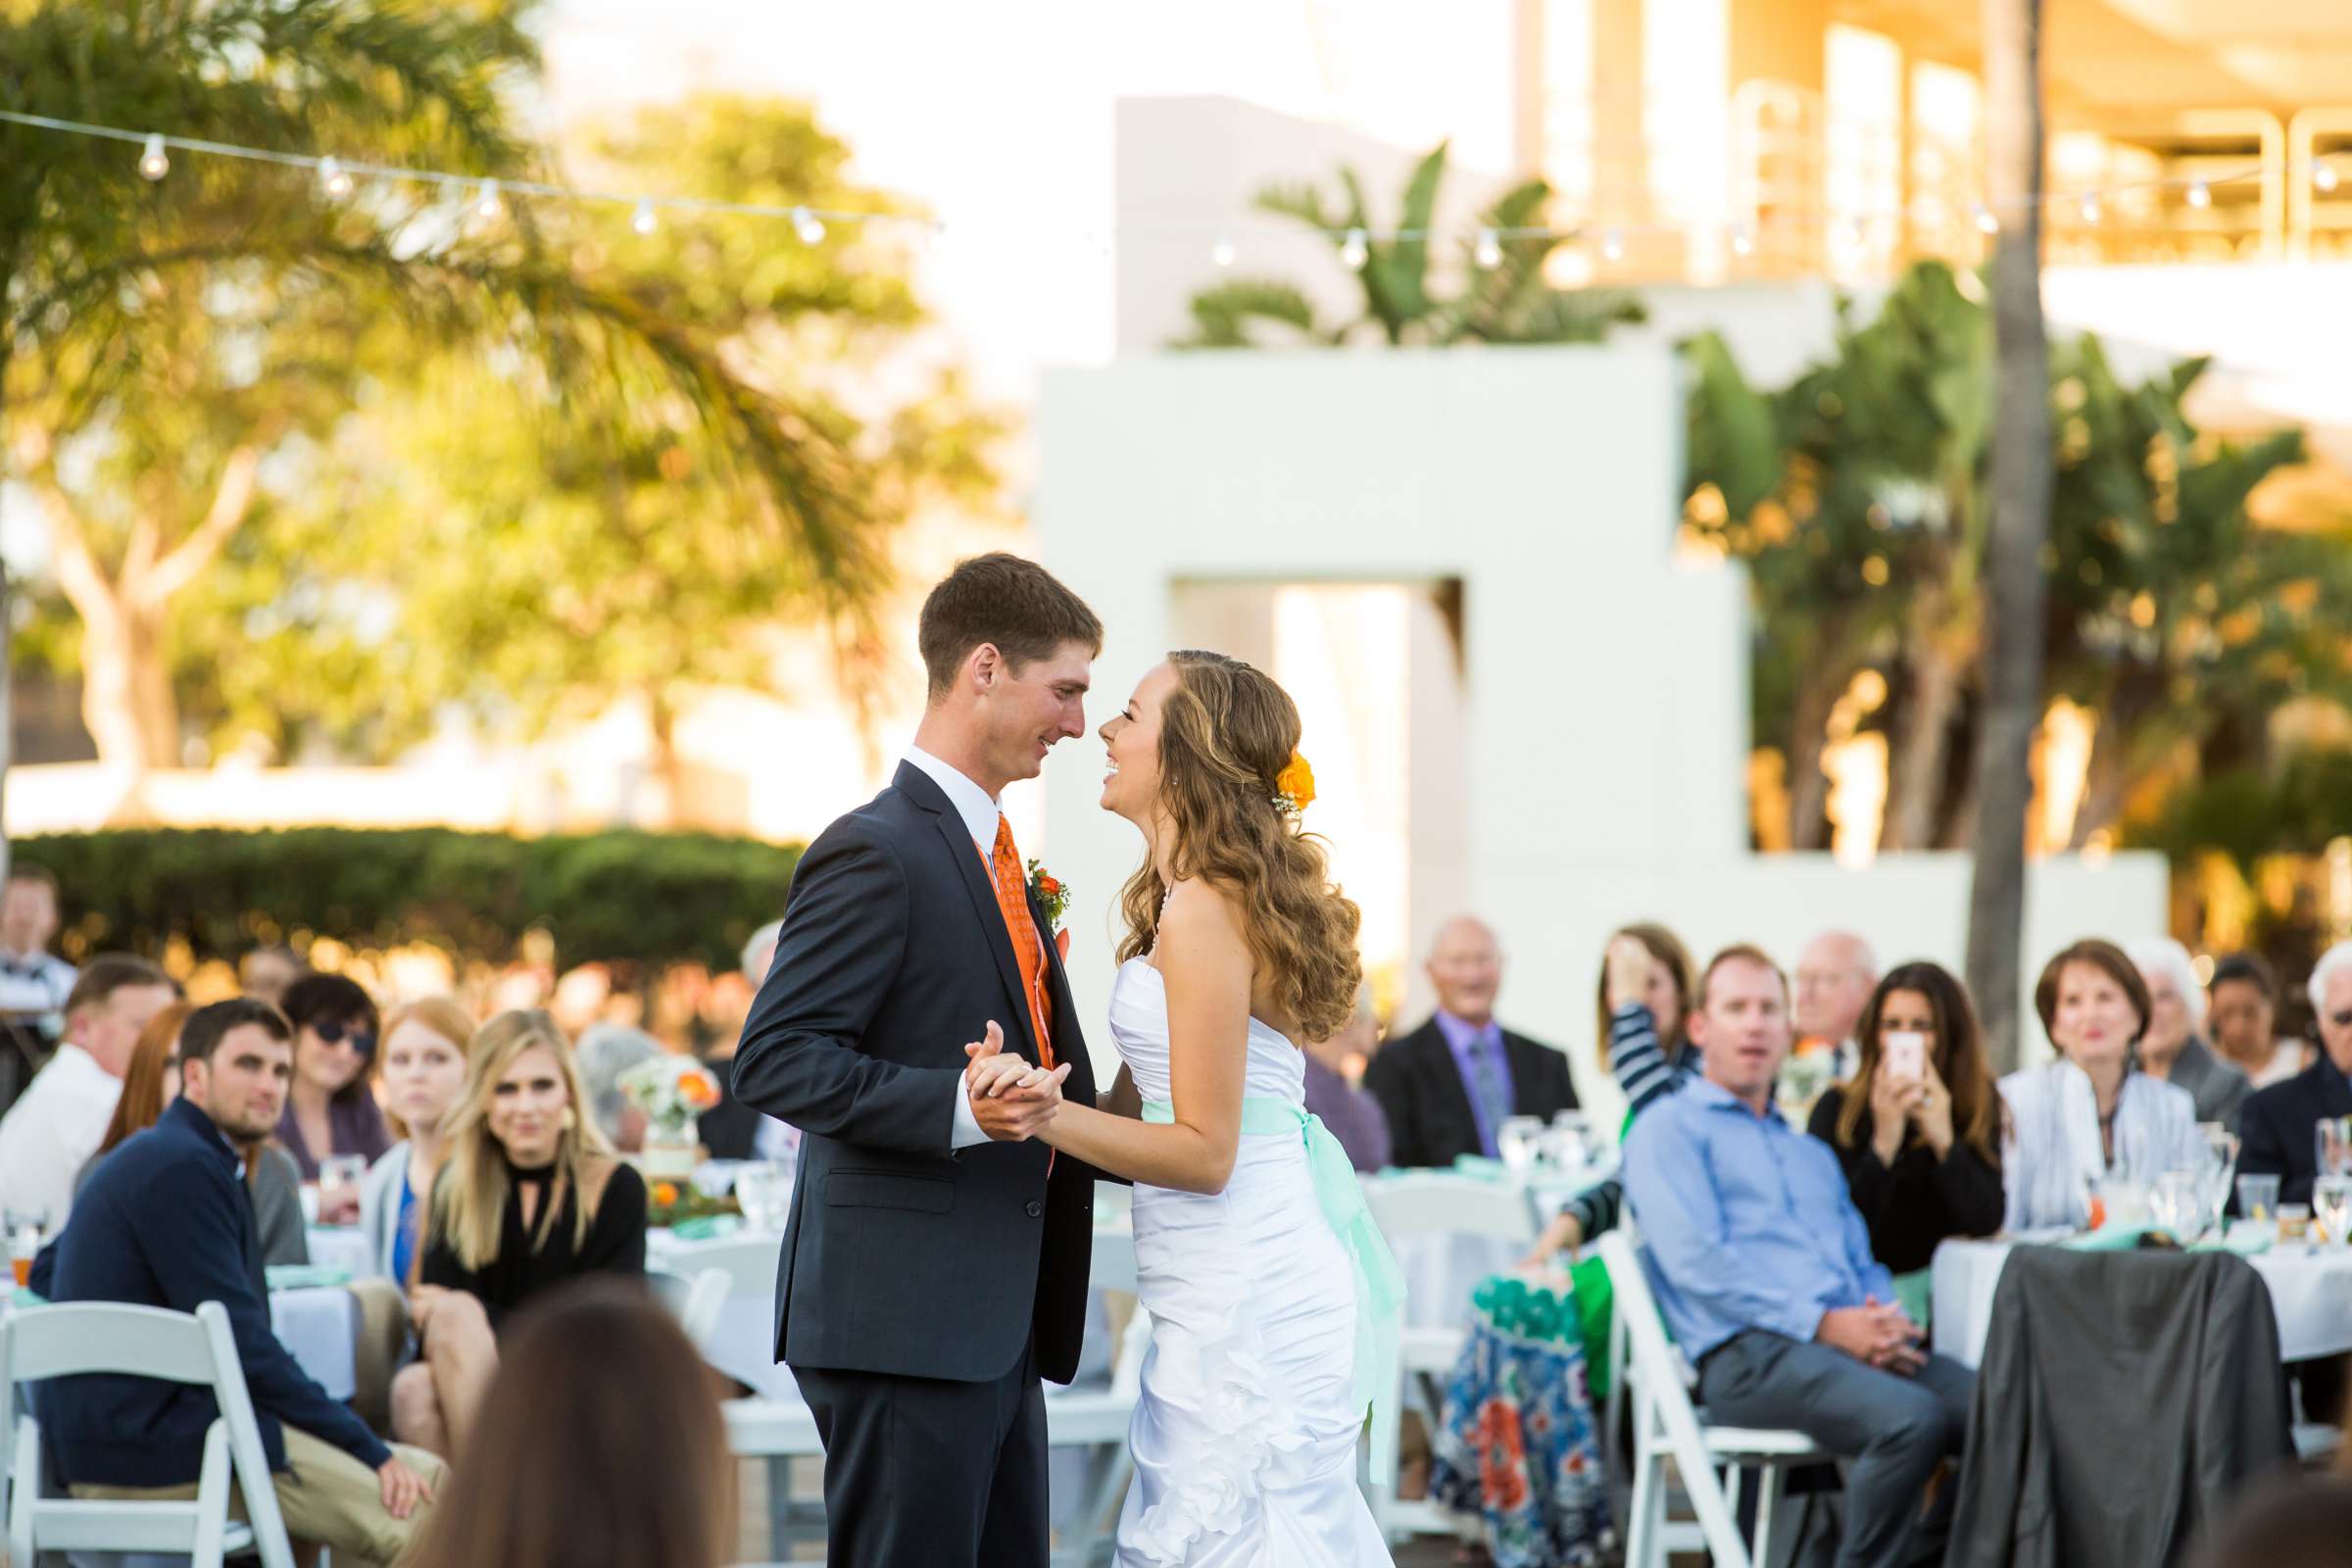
[389, 1010, 646, 1457]
[358, 997, 476, 1284]
[969, 650, 1399, 1565]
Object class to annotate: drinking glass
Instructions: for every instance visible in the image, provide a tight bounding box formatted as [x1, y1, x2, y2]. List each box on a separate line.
[2151, 1170, 2208, 1244]
[1495, 1115, 1546, 1177]
[735, 1161, 793, 1232]
[2238, 1173, 2281, 1224]
[5, 1209, 45, 1289]
[2317, 1117, 2352, 1180]
[318, 1154, 368, 1226]
[2316, 1175, 2352, 1246]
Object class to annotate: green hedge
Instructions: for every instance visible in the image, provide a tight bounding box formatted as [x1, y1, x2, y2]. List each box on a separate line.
[13, 827, 803, 971]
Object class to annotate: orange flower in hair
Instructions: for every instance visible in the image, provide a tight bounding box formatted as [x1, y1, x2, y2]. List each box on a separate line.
[1273, 752, 1316, 817]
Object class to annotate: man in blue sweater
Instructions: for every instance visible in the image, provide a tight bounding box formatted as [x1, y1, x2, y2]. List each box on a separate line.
[39, 997, 442, 1566]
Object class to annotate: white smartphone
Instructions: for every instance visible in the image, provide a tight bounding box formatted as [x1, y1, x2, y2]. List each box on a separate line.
[1883, 1031, 1928, 1086]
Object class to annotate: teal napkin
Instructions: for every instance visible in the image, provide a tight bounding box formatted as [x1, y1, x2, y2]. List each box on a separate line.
[1449, 1154, 1509, 1182]
[266, 1264, 352, 1291]
[667, 1214, 743, 1242]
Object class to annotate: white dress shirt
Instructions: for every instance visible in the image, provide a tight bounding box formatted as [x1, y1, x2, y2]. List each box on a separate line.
[0, 1043, 122, 1226]
[904, 747, 1012, 1152]
[0, 949, 75, 1020]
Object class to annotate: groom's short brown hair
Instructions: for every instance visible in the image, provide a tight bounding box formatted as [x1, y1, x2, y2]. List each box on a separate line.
[918, 554, 1103, 700]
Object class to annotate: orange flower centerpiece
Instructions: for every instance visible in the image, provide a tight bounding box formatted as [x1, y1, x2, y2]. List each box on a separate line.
[619, 1053, 722, 1181]
[1273, 752, 1316, 818]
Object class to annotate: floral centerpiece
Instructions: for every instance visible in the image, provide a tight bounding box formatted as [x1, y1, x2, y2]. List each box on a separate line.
[619, 1054, 720, 1179]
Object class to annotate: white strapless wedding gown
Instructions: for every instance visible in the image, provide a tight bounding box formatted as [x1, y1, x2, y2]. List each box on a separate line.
[1108, 956, 1394, 1567]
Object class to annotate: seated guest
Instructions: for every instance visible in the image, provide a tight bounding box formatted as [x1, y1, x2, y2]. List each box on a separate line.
[239, 943, 306, 1008]
[2000, 939, 2206, 1231]
[1807, 961, 2005, 1274]
[406, 1280, 731, 1568]
[359, 998, 475, 1283]
[1794, 928, 1880, 1077]
[2210, 953, 2308, 1091]
[1302, 986, 1391, 1172]
[276, 971, 392, 1185]
[575, 1022, 661, 1153]
[2130, 936, 2251, 1129]
[0, 955, 176, 1227]
[1521, 926, 1697, 1260]
[1366, 914, 1577, 1167]
[1625, 945, 1973, 1568]
[38, 999, 442, 1567]
[76, 1000, 309, 1267]
[392, 1010, 647, 1458]
[2238, 940, 2352, 1208]
[0, 864, 78, 1118]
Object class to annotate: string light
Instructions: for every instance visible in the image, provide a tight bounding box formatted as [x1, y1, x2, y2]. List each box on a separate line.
[1839, 218, 1865, 248]
[472, 176, 503, 220]
[2080, 194, 2102, 225]
[1600, 228, 1624, 263]
[138, 132, 170, 180]
[1473, 227, 1502, 269]
[1339, 226, 1368, 270]
[1210, 238, 1237, 269]
[1973, 204, 1999, 235]
[630, 199, 659, 235]
[2319, 162, 2341, 194]
[318, 155, 355, 198]
[2186, 180, 2211, 209]
[791, 206, 825, 244]
[1730, 222, 1755, 257]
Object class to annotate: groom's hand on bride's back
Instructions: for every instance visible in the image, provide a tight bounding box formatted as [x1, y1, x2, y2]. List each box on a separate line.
[963, 1019, 1069, 1142]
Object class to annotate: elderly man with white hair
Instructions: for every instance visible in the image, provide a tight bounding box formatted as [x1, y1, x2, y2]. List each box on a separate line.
[2129, 937, 2250, 1130]
[2238, 940, 2352, 1209]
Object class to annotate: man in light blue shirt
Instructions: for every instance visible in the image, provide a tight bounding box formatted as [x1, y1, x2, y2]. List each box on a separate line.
[1625, 944, 1972, 1568]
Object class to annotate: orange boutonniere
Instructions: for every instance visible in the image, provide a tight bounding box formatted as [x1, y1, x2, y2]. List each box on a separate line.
[1273, 752, 1316, 818]
[1026, 858, 1070, 933]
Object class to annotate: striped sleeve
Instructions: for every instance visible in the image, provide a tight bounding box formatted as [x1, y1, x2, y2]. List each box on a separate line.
[1610, 1003, 1686, 1117]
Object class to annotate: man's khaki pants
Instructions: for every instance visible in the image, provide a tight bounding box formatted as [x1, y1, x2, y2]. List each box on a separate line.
[74, 1425, 446, 1567]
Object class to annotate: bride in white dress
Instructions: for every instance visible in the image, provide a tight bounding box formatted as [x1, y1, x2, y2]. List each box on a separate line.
[966, 651, 1399, 1567]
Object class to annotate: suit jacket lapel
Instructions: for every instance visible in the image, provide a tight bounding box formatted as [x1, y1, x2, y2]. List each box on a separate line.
[892, 762, 1043, 1066]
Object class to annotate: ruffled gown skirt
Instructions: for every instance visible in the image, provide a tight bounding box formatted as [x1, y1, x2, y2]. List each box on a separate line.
[1115, 1135, 1393, 1566]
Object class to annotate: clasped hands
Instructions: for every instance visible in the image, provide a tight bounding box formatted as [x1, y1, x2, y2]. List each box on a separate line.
[963, 1019, 1070, 1143]
[1817, 1296, 1927, 1375]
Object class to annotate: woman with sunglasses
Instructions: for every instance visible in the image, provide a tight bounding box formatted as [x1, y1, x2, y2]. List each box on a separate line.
[275, 973, 393, 1206]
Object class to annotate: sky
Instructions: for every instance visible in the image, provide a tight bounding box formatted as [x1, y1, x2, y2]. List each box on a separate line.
[536, 0, 1517, 404]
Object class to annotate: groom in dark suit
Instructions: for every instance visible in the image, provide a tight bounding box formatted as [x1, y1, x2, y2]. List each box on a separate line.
[733, 554, 1104, 1566]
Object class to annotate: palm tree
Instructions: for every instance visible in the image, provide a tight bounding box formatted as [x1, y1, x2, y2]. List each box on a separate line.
[1174, 141, 1643, 348]
[1, 0, 894, 822]
[1968, 0, 2054, 1071]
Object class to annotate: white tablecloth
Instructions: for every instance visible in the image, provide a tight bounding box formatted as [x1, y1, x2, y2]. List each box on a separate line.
[270, 1287, 359, 1399]
[1933, 1237, 2352, 1368]
[304, 1224, 376, 1279]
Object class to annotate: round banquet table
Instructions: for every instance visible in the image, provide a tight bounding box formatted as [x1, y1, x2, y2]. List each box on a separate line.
[303, 1223, 376, 1279]
[1932, 1235, 2352, 1369]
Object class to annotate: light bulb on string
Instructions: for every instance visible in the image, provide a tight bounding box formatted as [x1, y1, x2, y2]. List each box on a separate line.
[1339, 226, 1369, 270]
[1730, 222, 1755, 258]
[1600, 227, 1624, 263]
[791, 207, 825, 245]
[1973, 204, 1999, 236]
[630, 200, 659, 236]
[1210, 238, 1237, 269]
[318, 156, 354, 199]
[2184, 180, 2211, 209]
[2318, 162, 2341, 195]
[1839, 217, 1865, 249]
[2079, 194, 2102, 225]
[472, 177, 504, 220]
[1473, 227, 1502, 269]
[138, 132, 170, 180]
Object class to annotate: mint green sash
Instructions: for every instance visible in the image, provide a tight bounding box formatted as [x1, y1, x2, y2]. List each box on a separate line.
[1142, 1096, 1407, 1485]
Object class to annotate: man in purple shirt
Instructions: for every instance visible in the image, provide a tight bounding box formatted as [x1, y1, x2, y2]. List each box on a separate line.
[1364, 916, 1578, 1167]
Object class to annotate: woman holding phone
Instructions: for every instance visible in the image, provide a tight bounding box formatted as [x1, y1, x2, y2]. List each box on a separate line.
[1807, 960, 2006, 1274]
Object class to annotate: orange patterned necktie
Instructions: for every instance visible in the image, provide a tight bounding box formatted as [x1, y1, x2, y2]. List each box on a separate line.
[988, 815, 1054, 1069]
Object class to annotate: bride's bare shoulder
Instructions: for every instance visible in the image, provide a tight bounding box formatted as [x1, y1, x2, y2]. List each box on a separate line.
[1158, 877, 1247, 946]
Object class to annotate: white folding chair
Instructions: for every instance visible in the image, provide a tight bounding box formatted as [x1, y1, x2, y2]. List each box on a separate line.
[647, 1266, 729, 1351]
[1360, 1173, 1538, 1544]
[1047, 1221, 1146, 1568]
[1598, 1232, 1824, 1568]
[0, 1300, 297, 1568]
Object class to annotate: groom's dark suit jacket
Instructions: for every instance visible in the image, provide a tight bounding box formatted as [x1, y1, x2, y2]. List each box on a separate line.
[734, 762, 1100, 1386]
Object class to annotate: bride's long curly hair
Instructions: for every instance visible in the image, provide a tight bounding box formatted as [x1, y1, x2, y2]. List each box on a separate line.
[1115, 651, 1362, 1043]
